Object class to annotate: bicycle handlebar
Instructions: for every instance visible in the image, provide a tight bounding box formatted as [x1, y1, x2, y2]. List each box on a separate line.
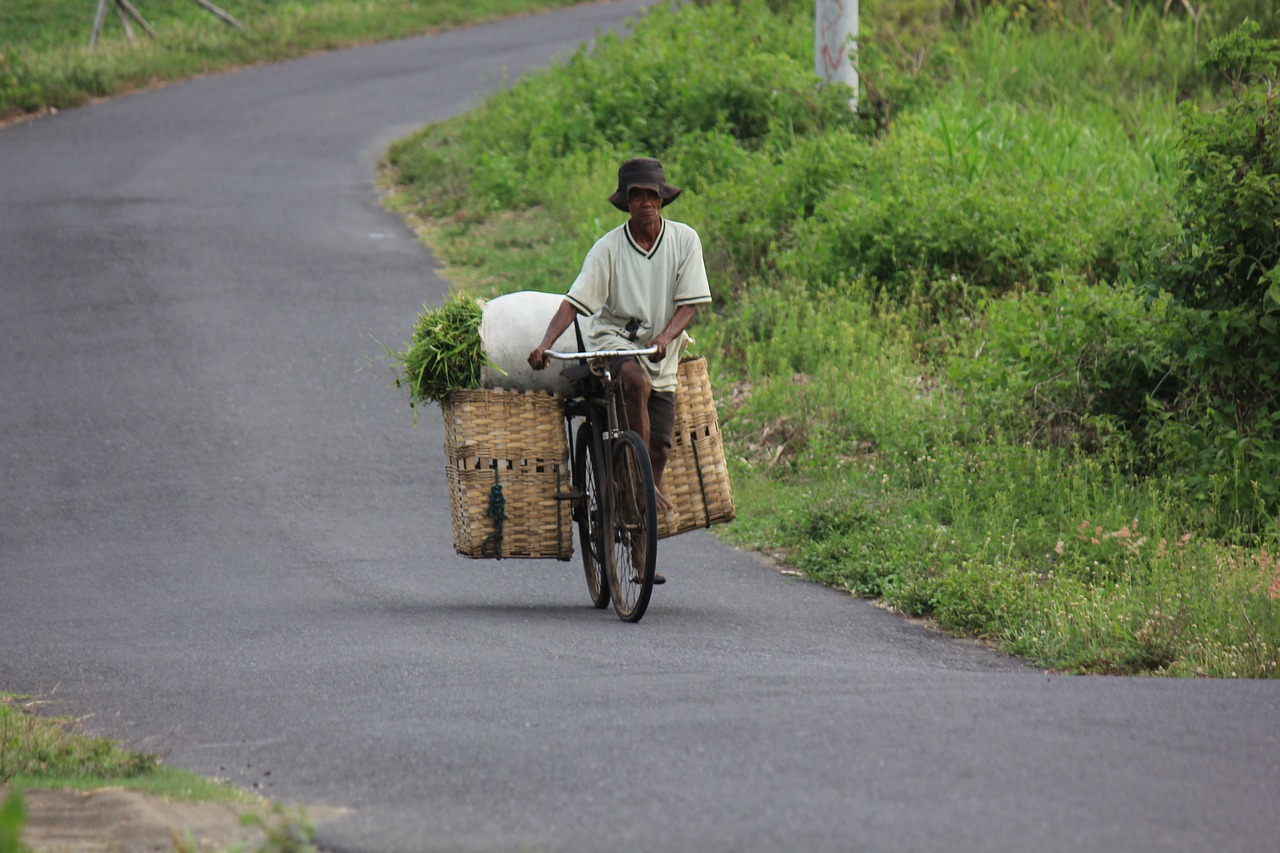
[547, 346, 660, 360]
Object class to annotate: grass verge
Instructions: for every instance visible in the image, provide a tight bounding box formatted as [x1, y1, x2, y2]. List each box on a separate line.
[0, 693, 316, 850]
[0, 693, 244, 801]
[1, 0, 590, 122]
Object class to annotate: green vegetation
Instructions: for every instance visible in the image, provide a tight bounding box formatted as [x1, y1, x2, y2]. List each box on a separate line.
[0, 790, 27, 853]
[0, 694, 244, 800]
[382, 0, 1280, 676]
[383, 290, 495, 409]
[0, 0, 585, 121]
[0, 693, 317, 852]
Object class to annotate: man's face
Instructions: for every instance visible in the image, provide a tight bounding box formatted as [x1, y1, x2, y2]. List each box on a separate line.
[627, 187, 662, 225]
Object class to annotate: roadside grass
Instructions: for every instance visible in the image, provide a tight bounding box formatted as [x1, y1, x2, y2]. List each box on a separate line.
[0, 0, 587, 121]
[0, 693, 318, 852]
[0, 692, 247, 801]
[706, 282, 1279, 677]
[379, 0, 1280, 677]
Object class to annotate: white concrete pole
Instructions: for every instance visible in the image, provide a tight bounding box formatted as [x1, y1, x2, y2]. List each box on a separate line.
[815, 0, 858, 112]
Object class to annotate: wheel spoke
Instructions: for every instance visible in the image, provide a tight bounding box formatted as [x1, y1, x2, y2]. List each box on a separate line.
[575, 421, 609, 609]
[605, 431, 657, 622]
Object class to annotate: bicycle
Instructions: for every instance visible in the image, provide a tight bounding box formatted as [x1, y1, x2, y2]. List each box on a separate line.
[549, 346, 659, 623]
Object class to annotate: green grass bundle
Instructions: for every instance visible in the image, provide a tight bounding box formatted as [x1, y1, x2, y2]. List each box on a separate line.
[388, 291, 497, 407]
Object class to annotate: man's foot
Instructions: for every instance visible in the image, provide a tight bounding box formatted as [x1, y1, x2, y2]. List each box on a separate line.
[632, 571, 666, 585]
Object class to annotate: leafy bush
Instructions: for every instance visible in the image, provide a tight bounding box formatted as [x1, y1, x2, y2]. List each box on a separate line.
[1130, 20, 1280, 529]
[0, 50, 42, 114]
[682, 130, 870, 284]
[1164, 20, 1280, 319]
[947, 278, 1179, 447]
[402, 0, 862, 211]
[775, 96, 1173, 299]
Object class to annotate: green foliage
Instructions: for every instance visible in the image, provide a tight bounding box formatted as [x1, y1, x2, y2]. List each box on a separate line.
[771, 6, 1187, 298]
[0, 698, 155, 784]
[844, 0, 953, 131]
[1125, 20, 1280, 529]
[1205, 0, 1280, 39]
[775, 98, 1174, 298]
[956, 2, 1200, 104]
[383, 291, 494, 410]
[0, 791, 27, 853]
[546, 0, 861, 153]
[1164, 20, 1279, 317]
[947, 279, 1179, 446]
[0, 51, 42, 115]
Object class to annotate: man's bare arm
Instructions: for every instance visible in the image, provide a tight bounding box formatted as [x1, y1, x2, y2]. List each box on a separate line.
[648, 304, 699, 362]
[527, 299, 583, 370]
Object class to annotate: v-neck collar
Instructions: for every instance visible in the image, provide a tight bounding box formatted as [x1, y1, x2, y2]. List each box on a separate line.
[624, 218, 665, 259]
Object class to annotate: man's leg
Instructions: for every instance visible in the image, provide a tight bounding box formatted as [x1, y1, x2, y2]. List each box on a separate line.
[618, 359, 652, 447]
[617, 360, 667, 583]
[646, 391, 676, 509]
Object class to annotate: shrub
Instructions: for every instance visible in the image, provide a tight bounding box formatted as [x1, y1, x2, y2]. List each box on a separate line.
[684, 130, 870, 286]
[1164, 20, 1280, 319]
[774, 96, 1173, 299]
[947, 278, 1179, 447]
[1137, 20, 1280, 529]
[0, 50, 43, 114]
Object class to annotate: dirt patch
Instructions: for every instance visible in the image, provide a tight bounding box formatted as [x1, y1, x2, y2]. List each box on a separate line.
[7, 786, 322, 853]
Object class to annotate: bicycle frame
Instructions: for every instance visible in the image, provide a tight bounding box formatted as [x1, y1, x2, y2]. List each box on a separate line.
[551, 345, 659, 458]
[550, 346, 659, 621]
[554, 347, 655, 510]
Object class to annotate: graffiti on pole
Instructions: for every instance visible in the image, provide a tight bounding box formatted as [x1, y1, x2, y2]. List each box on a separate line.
[815, 0, 858, 111]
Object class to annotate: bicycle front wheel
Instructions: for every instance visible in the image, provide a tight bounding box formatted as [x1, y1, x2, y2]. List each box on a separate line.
[574, 420, 609, 609]
[606, 430, 658, 622]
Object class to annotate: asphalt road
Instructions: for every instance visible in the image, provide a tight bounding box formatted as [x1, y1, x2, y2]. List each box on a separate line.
[2, 3, 1278, 851]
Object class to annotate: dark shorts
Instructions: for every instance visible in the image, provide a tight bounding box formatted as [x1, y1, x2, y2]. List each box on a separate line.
[648, 390, 675, 449]
[612, 355, 676, 448]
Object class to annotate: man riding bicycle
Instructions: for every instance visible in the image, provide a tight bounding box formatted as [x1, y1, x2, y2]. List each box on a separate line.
[528, 158, 713, 583]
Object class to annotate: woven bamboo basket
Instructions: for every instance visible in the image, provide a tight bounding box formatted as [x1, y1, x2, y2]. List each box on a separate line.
[657, 357, 735, 539]
[441, 388, 573, 560]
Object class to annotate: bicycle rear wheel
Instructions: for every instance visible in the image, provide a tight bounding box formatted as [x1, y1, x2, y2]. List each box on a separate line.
[574, 421, 609, 609]
[606, 430, 657, 622]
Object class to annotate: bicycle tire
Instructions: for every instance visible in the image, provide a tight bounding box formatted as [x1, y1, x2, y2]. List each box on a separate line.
[574, 420, 609, 609]
[606, 430, 657, 622]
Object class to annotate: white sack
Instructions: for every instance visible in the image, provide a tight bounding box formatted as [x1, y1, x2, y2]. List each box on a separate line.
[480, 291, 578, 394]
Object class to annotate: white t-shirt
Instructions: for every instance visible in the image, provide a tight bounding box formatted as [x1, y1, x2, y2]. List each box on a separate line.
[565, 218, 712, 391]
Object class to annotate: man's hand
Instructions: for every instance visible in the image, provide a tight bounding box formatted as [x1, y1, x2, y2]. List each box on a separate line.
[528, 300, 580, 372]
[648, 304, 697, 363]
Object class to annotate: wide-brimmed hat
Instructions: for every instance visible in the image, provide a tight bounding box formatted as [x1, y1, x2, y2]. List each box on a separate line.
[607, 157, 682, 211]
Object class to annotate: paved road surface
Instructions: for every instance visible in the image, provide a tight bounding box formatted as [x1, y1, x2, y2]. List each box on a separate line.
[2, 3, 1277, 851]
